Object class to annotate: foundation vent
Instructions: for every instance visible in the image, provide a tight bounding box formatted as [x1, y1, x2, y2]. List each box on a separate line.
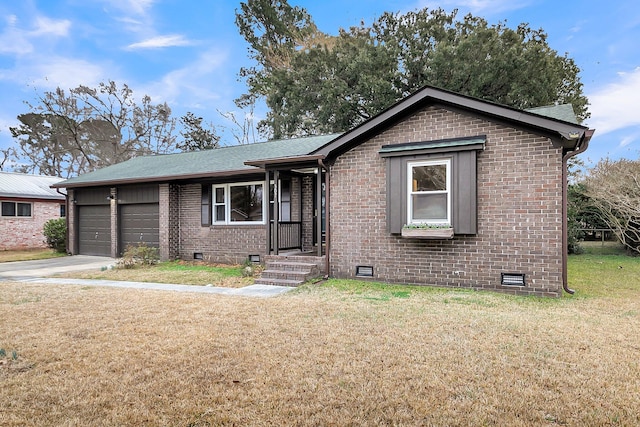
[501, 273, 526, 286]
[356, 266, 374, 277]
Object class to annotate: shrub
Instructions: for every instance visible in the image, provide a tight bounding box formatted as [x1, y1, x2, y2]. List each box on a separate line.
[117, 243, 159, 269]
[43, 218, 67, 253]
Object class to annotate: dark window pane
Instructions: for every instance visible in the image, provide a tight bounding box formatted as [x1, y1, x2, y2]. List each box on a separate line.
[230, 184, 262, 222]
[215, 187, 225, 203]
[412, 194, 447, 221]
[60, 204, 66, 217]
[17, 203, 31, 217]
[2, 202, 15, 217]
[412, 164, 447, 191]
[215, 205, 225, 221]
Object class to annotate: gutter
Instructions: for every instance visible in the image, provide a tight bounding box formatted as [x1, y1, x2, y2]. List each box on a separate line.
[561, 129, 594, 294]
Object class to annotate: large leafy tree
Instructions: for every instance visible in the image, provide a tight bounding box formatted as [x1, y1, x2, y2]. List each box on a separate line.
[236, 3, 589, 139]
[10, 80, 177, 178]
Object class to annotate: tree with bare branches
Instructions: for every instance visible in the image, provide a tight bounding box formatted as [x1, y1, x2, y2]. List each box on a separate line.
[10, 80, 177, 178]
[585, 157, 640, 253]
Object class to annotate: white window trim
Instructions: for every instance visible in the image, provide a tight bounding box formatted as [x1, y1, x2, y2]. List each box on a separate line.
[1, 201, 33, 218]
[212, 181, 266, 225]
[407, 158, 451, 225]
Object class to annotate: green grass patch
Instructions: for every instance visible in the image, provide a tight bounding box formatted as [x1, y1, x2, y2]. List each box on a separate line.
[580, 240, 628, 256]
[568, 253, 640, 298]
[58, 261, 253, 288]
[0, 249, 67, 263]
[157, 260, 243, 277]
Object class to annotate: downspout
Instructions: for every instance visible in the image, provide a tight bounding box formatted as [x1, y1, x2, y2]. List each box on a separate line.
[561, 129, 594, 294]
[318, 158, 330, 278]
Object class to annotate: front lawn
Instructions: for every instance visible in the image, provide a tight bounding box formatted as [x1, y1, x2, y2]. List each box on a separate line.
[0, 249, 66, 263]
[1, 253, 639, 425]
[57, 260, 255, 288]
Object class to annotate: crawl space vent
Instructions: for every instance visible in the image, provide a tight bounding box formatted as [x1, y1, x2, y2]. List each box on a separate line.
[356, 265, 374, 277]
[193, 252, 204, 260]
[248, 254, 261, 263]
[501, 273, 526, 286]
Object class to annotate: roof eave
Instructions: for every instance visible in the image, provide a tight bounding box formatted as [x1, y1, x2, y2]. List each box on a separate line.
[312, 85, 590, 158]
[52, 168, 264, 189]
[244, 154, 326, 169]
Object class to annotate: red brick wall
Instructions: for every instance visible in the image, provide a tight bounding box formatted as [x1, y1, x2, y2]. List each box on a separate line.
[176, 184, 267, 264]
[329, 106, 564, 296]
[0, 199, 64, 250]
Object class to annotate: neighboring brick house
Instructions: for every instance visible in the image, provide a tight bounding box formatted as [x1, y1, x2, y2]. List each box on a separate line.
[0, 172, 66, 250]
[54, 86, 594, 296]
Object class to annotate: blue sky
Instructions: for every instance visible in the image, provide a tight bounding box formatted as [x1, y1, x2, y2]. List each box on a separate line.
[0, 0, 638, 170]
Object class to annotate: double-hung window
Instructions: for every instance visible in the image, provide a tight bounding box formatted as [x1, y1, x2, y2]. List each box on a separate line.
[212, 182, 265, 224]
[408, 159, 451, 225]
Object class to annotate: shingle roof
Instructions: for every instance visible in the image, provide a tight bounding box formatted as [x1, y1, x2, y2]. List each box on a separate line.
[525, 104, 579, 124]
[54, 133, 340, 188]
[0, 172, 65, 200]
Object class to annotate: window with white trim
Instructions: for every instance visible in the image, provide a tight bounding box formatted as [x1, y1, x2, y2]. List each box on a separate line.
[1, 201, 32, 217]
[212, 182, 265, 224]
[407, 159, 451, 225]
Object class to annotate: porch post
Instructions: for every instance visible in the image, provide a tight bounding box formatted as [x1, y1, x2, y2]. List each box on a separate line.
[265, 169, 271, 256]
[316, 166, 323, 257]
[273, 169, 280, 255]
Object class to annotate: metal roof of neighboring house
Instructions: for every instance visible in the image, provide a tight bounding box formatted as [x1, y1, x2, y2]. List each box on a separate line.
[54, 133, 340, 188]
[525, 104, 579, 124]
[0, 172, 65, 200]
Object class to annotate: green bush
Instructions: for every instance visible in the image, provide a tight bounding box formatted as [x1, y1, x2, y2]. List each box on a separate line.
[117, 243, 159, 269]
[43, 218, 67, 253]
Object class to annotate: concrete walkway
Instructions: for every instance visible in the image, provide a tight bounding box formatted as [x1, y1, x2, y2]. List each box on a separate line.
[0, 256, 293, 298]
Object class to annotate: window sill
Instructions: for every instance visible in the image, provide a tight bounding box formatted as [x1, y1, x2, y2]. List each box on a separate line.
[401, 227, 454, 240]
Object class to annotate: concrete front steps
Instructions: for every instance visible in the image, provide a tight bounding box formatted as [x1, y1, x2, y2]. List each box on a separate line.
[254, 254, 326, 287]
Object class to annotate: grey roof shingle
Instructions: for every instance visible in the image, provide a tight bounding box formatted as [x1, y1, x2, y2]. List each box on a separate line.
[55, 134, 340, 188]
[0, 172, 65, 200]
[525, 104, 579, 124]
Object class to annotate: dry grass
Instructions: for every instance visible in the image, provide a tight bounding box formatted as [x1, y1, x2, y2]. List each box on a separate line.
[56, 261, 255, 288]
[1, 256, 639, 426]
[0, 249, 65, 263]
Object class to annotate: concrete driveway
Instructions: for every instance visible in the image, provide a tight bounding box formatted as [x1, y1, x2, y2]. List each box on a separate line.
[0, 255, 115, 281]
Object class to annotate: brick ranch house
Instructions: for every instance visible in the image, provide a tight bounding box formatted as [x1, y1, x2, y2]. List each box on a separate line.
[0, 172, 66, 250]
[53, 86, 594, 296]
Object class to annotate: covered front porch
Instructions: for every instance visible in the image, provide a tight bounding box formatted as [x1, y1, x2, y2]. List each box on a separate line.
[247, 156, 329, 258]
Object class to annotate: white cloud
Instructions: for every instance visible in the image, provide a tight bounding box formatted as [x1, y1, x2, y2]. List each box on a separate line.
[30, 16, 71, 37]
[126, 34, 195, 50]
[140, 48, 229, 106]
[619, 133, 638, 148]
[587, 67, 640, 135]
[0, 14, 71, 55]
[17, 57, 111, 91]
